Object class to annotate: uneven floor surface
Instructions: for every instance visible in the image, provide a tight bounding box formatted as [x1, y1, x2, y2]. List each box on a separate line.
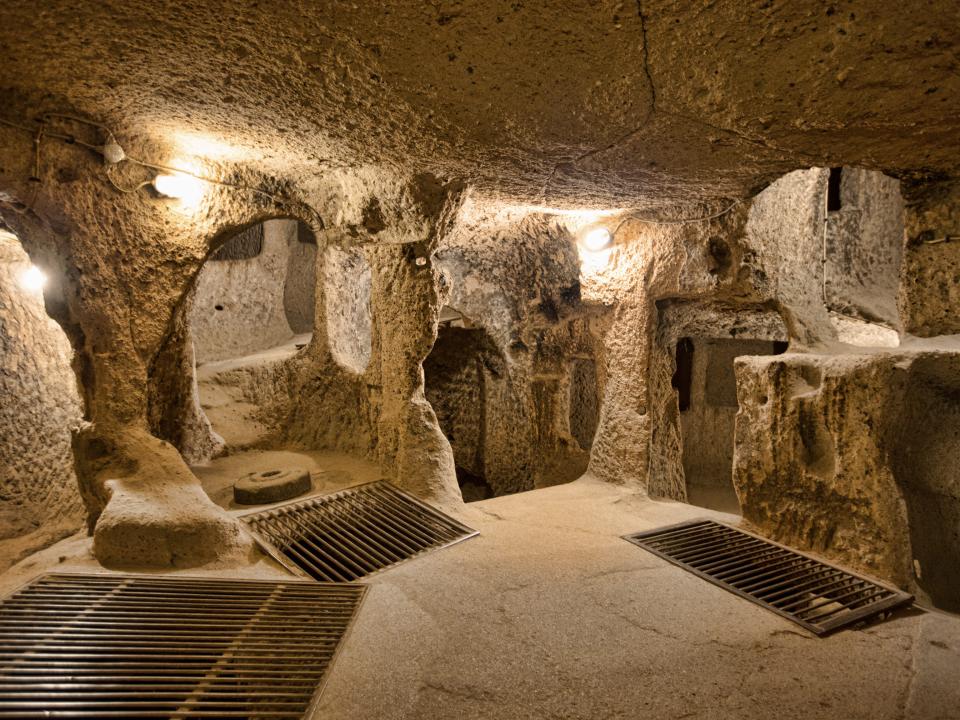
[192, 448, 380, 510]
[196, 333, 311, 449]
[2, 477, 958, 719]
[319, 477, 960, 720]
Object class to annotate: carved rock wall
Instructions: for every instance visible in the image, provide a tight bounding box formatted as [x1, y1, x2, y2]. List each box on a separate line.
[734, 348, 960, 610]
[191, 220, 298, 363]
[899, 179, 960, 337]
[431, 212, 599, 496]
[0, 231, 84, 569]
[824, 168, 904, 326]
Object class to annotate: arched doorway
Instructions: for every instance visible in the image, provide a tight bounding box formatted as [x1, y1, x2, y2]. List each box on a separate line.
[423, 307, 499, 501]
[190, 219, 318, 448]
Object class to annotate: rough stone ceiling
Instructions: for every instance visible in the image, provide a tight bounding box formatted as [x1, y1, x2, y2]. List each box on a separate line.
[1, 0, 958, 209]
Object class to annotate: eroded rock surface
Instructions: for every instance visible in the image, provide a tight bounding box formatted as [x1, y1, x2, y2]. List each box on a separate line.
[735, 347, 960, 611]
[0, 2, 956, 593]
[0, 232, 84, 569]
[1, 2, 958, 207]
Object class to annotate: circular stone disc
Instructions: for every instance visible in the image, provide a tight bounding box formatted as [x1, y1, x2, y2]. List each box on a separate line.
[233, 468, 312, 505]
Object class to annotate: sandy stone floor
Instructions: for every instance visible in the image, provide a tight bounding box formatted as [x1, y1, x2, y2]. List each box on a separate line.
[318, 478, 960, 720]
[3, 477, 958, 719]
[192, 448, 381, 510]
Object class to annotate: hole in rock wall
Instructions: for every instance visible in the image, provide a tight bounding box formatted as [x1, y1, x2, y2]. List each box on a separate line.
[677, 336, 788, 514]
[672, 338, 695, 412]
[424, 314, 496, 502]
[0, 228, 84, 568]
[189, 219, 317, 451]
[569, 359, 599, 451]
[827, 167, 843, 212]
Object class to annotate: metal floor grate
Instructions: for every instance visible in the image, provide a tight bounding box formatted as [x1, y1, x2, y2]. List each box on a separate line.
[0, 573, 365, 718]
[624, 519, 913, 635]
[241, 480, 478, 582]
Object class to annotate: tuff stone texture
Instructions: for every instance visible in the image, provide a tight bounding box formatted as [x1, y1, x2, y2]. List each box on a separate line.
[147, 286, 224, 466]
[283, 226, 318, 335]
[0, 137, 310, 567]
[734, 347, 960, 610]
[1, 2, 958, 209]
[324, 245, 372, 374]
[83, 427, 250, 569]
[648, 302, 787, 505]
[0, 232, 84, 569]
[0, 2, 956, 609]
[0, 123, 479, 565]
[899, 179, 960, 336]
[585, 169, 832, 495]
[191, 219, 299, 363]
[432, 211, 601, 495]
[824, 168, 904, 327]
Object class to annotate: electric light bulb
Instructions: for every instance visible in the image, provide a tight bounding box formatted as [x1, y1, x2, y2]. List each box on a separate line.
[581, 227, 612, 252]
[153, 173, 206, 206]
[579, 247, 613, 272]
[20, 264, 47, 292]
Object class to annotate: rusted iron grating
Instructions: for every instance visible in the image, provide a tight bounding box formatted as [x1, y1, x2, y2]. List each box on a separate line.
[241, 480, 478, 582]
[0, 573, 365, 718]
[624, 519, 913, 636]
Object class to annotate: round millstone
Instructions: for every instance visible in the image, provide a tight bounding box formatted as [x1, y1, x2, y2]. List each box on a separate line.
[233, 468, 312, 505]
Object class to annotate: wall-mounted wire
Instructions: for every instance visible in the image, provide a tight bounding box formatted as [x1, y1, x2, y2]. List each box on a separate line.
[0, 113, 325, 230]
[611, 198, 744, 236]
[41, 112, 112, 134]
[0, 116, 100, 152]
[104, 165, 153, 194]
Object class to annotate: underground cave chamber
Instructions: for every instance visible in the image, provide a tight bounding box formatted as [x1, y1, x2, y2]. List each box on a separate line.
[2, 162, 959, 716]
[1, 5, 959, 715]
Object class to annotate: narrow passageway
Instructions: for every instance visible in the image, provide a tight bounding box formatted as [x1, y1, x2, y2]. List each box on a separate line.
[673, 335, 788, 513]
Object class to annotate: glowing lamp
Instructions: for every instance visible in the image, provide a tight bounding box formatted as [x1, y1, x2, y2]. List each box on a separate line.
[20, 265, 47, 292]
[580, 226, 612, 252]
[153, 173, 205, 206]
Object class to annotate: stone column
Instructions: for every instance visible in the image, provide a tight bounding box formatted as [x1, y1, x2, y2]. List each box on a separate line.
[899, 179, 960, 336]
[367, 243, 460, 505]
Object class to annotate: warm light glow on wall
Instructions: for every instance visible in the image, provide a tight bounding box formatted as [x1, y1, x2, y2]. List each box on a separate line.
[579, 246, 614, 272]
[19, 264, 47, 293]
[580, 226, 612, 252]
[153, 172, 206, 208]
[172, 131, 254, 162]
[576, 223, 615, 272]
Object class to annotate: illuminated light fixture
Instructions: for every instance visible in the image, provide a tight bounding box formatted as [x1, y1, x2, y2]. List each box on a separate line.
[153, 173, 206, 206]
[20, 264, 47, 292]
[580, 226, 613, 252]
[579, 246, 613, 272]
